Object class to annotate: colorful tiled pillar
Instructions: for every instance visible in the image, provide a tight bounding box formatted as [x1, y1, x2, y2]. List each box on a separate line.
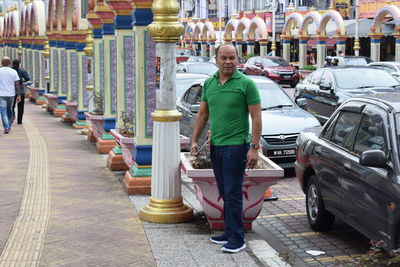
[94, 2, 117, 154]
[236, 39, 243, 59]
[209, 39, 216, 58]
[106, 0, 135, 171]
[123, 1, 154, 194]
[200, 39, 207, 56]
[281, 36, 291, 62]
[394, 33, 400, 62]
[316, 36, 327, 69]
[369, 33, 382, 62]
[74, 32, 89, 129]
[259, 39, 268, 56]
[298, 36, 308, 68]
[140, 0, 192, 223]
[336, 36, 346, 56]
[247, 39, 255, 55]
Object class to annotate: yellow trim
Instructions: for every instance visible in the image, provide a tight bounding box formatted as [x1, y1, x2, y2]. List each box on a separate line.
[151, 109, 182, 122]
[258, 212, 306, 218]
[140, 197, 193, 223]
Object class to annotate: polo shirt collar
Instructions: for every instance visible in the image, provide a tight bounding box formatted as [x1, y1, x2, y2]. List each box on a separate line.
[213, 69, 241, 80]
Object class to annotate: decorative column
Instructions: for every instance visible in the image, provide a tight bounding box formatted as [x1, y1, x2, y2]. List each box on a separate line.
[94, 1, 117, 154]
[259, 39, 268, 56]
[247, 39, 255, 55]
[298, 36, 308, 68]
[122, 0, 154, 194]
[209, 39, 216, 58]
[336, 36, 346, 55]
[236, 39, 243, 58]
[281, 35, 291, 62]
[369, 33, 382, 62]
[316, 36, 327, 69]
[106, 0, 134, 171]
[140, 0, 193, 223]
[200, 38, 207, 56]
[394, 33, 400, 62]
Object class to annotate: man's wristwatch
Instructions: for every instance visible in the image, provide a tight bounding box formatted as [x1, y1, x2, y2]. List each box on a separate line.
[250, 144, 259, 150]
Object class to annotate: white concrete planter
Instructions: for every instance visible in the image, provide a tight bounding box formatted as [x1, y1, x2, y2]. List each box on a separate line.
[181, 152, 283, 230]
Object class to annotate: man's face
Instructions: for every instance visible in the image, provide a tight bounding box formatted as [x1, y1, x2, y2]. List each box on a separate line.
[216, 46, 237, 76]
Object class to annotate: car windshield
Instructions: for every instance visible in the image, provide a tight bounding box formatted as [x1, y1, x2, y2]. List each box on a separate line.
[256, 82, 294, 109]
[187, 63, 218, 75]
[261, 58, 289, 67]
[334, 69, 400, 89]
[343, 57, 372, 65]
[176, 78, 203, 98]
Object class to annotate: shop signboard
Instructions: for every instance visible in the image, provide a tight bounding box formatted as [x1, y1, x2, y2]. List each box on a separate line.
[275, 12, 285, 33]
[334, 0, 350, 19]
[359, 0, 400, 18]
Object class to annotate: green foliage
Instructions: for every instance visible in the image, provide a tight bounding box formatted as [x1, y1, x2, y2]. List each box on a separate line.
[119, 111, 134, 137]
[279, 250, 295, 265]
[93, 90, 103, 114]
[301, 65, 317, 70]
[344, 241, 400, 267]
[243, 53, 256, 60]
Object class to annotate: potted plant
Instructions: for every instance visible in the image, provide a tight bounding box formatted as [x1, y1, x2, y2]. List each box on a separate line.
[299, 64, 317, 80]
[63, 93, 79, 121]
[180, 152, 284, 230]
[85, 90, 105, 140]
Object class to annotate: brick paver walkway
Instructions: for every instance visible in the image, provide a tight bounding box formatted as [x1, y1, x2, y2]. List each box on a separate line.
[0, 102, 155, 266]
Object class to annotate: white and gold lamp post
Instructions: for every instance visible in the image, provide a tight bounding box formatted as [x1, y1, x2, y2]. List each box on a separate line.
[43, 39, 50, 93]
[140, 0, 193, 223]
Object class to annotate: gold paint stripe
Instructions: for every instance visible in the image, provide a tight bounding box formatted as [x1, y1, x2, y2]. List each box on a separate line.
[305, 254, 362, 263]
[286, 232, 320, 237]
[0, 116, 50, 266]
[270, 185, 289, 188]
[259, 212, 306, 218]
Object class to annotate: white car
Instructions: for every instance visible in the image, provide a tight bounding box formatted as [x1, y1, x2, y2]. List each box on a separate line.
[368, 61, 400, 80]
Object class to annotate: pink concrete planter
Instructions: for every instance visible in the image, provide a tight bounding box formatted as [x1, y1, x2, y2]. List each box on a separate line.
[28, 86, 40, 101]
[85, 112, 105, 139]
[180, 152, 283, 230]
[110, 129, 135, 169]
[44, 93, 58, 112]
[63, 101, 78, 122]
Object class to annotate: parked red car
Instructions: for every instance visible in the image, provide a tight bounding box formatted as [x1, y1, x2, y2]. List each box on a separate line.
[243, 56, 300, 87]
[176, 48, 195, 63]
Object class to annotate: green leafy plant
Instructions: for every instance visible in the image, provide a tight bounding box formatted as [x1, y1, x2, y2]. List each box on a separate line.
[301, 65, 317, 70]
[119, 111, 134, 138]
[243, 53, 256, 61]
[91, 90, 103, 115]
[70, 92, 78, 102]
[279, 250, 295, 265]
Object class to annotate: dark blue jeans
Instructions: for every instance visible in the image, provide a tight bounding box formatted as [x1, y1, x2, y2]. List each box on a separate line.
[210, 144, 249, 244]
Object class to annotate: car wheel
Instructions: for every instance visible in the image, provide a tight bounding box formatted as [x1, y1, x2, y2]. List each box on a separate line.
[306, 175, 335, 231]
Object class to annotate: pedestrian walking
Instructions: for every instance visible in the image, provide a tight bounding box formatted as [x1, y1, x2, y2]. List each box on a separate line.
[0, 57, 21, 134]
[190, 44, 262, 253]
[12, 59, 30, 124]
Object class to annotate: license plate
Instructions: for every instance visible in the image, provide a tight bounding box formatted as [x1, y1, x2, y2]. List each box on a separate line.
[284, 75, 292, 79]
[267, 149, 295, 157]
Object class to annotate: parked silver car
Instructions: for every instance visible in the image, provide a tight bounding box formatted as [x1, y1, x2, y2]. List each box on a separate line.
[368, 61, 400, 79]
[177, 76, 320, 168]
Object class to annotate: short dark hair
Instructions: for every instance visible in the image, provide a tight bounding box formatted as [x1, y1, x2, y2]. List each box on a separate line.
[215, 44, 238, 58]
[12, 59, 20, 69]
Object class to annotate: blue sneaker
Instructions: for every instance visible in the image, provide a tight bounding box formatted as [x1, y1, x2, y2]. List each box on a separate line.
[221, 241, 246, 253]
[210, 234, 228, 245]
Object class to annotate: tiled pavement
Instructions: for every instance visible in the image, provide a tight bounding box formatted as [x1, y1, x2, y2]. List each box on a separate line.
[255, 174, 371, 266]
[0, 102, 155, 266]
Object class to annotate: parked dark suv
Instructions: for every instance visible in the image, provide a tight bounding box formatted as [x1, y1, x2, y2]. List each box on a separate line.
[294, 66, 400, 123]
[243, 56, 300, 87]
[295, 93, 400, 250]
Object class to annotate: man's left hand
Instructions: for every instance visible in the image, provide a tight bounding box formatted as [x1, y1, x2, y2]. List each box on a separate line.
[246, 148, 259, 169]
[16, 96, 21, 104]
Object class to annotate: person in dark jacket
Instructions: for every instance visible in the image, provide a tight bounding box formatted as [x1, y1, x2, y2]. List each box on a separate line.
[12, 59, 30, 124]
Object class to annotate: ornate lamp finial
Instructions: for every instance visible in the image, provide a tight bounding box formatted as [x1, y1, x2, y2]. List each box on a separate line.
[84, 29, 94, 56]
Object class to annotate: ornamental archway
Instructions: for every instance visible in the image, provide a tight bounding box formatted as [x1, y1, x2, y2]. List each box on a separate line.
[282, 12, 303, 64]
[236, 17, 251, 58]
[201, 21, 216, 57]
[370, 5, 400, 61]
[247, 16, 269, 56]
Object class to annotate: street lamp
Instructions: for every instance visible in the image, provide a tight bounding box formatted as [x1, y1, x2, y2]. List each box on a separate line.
[271, 0, 277, 56]
[354, 0, 360, 56]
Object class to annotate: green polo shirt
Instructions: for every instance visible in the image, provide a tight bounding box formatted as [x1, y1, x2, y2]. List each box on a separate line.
[201, 70, 261, 146]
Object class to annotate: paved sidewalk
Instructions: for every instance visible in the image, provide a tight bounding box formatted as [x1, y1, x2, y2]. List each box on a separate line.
[0, 102, 155, 266]
[0, 101, 290, 267]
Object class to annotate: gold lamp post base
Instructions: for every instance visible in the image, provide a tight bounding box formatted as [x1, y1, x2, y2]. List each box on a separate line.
[140, 197, 193, 223]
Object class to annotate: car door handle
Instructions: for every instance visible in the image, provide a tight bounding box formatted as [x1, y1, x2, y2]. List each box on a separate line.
[188, 113, 193, 118]
[314, 146, 321, 156]
[343, 162, 352, 172]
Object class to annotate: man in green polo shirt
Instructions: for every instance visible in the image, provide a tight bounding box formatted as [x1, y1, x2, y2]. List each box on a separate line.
[190, 44, 262, 253]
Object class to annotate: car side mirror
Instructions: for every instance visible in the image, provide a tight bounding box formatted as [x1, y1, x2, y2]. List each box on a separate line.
[391, 72, 400, 77]
[359, 150, 387, 168]
[190, 104, 200, 113]
[296, 98, 307, 107]
[319, 83, 331, 90]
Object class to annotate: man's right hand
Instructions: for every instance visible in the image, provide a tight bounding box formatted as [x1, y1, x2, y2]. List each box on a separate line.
[16, 96, 21, 104]
[190, 142, 198, 156]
